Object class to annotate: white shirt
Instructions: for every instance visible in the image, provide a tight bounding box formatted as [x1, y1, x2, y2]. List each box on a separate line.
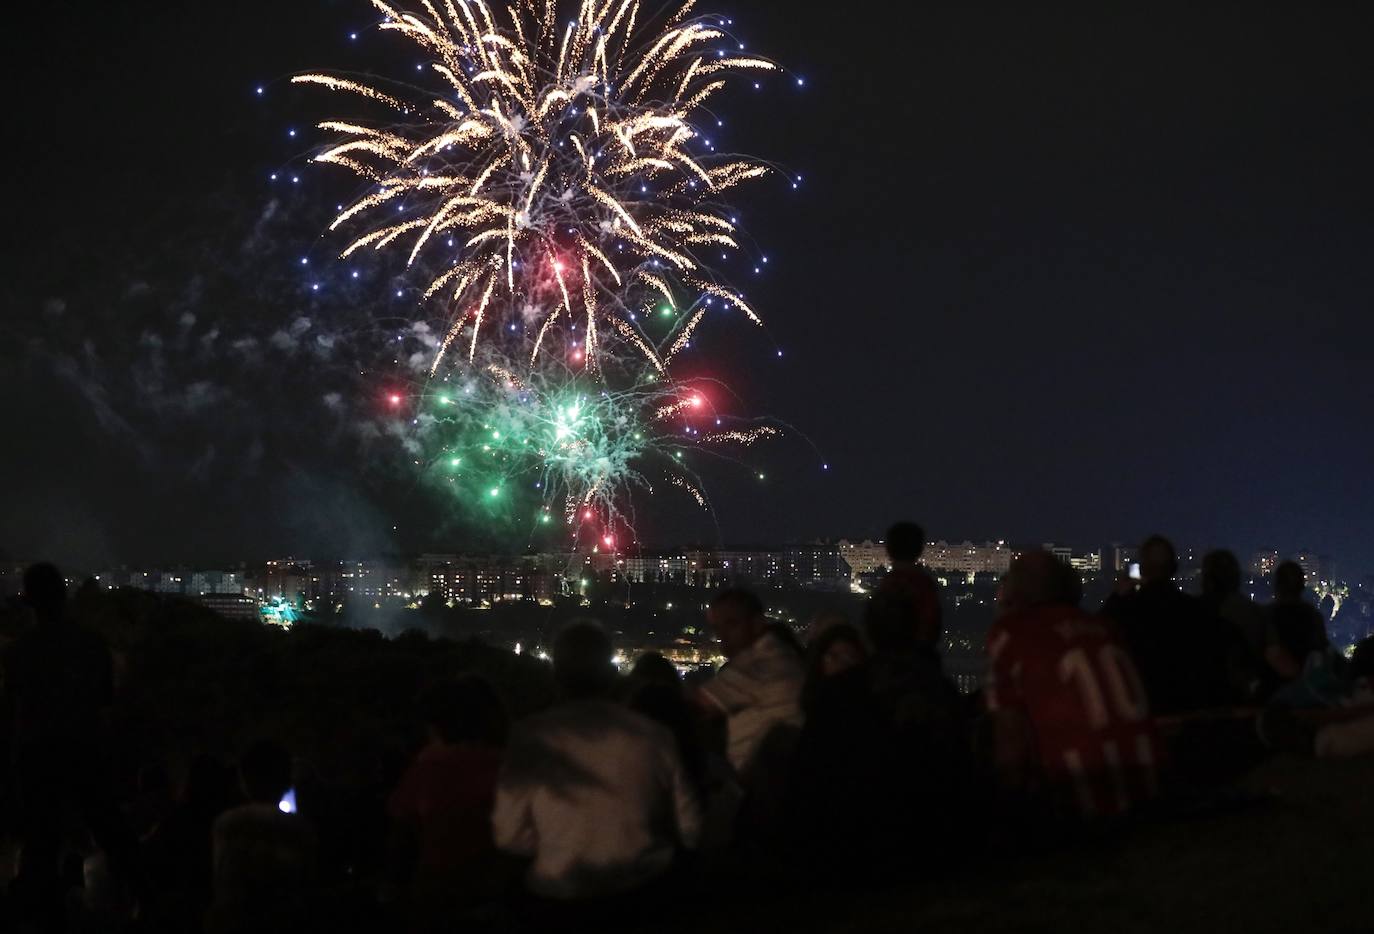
[700, 630, 805, 778]
[210, 804, 316, 926]
[492, 700, 701, 899]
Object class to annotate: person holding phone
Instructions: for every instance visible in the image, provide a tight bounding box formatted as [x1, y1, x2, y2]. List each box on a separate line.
[207, 741, 317, 934]
[1100, 536, 1241, 715]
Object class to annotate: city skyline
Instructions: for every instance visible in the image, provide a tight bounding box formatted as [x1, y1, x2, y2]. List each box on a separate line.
[2, 536, 1347, 588]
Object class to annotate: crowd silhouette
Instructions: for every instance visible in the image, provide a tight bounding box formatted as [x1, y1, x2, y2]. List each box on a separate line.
[2, 524, 1373, 933]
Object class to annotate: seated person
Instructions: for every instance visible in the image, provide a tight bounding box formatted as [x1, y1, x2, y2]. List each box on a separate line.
[787, 624, 891, 867]
[862, 592, 975, 857]
[1265, 611, 1349, 711]
[1265, 639, 1374, 759]
[207, 741, 316, 934]
[493, 621, 700, 900]
[694, 592, 805, 782]
[987, 553, 1162, 818]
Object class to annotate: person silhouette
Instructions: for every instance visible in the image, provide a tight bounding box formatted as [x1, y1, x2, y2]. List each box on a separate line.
[1265, 561, 1331, 682]
[3, 563, 143, 929]
[1100, 536, 1238, 714]
[876, 521, 943, 647]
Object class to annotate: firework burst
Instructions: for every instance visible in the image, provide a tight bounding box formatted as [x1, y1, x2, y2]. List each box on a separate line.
[295, 0, 787, 541]
[422, 350, 709, 528]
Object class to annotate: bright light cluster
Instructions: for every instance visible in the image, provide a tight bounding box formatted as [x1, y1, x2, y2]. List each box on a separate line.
[425, 353, 699, 529]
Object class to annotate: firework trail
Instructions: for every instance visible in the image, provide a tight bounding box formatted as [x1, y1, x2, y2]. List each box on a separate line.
[294, 0, 787, 542]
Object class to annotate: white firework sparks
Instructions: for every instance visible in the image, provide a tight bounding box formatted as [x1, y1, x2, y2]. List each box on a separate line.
[294, 0, 778, 374]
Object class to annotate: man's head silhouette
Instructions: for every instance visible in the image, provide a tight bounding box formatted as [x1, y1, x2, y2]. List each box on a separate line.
[1274, 561, 1306, 603]
[999, 551, 1080, 616]
[1201, 550, 1242, 598]
[885, 522, 926, 564]
[23, 562, 67, 623]
[1138, 535, 1178, 585]
[552, 619, 617, 699]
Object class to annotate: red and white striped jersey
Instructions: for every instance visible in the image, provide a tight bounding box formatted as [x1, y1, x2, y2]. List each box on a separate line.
[986, 604, 1162, 817]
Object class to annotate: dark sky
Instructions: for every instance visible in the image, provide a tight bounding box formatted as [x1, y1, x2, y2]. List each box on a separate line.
[4, 2, 1373, 574]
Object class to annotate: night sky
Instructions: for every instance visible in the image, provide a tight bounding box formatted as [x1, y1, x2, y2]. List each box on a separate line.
[4, 2, 1373, 574]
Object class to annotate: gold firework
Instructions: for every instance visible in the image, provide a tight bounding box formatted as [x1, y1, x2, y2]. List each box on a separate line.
[294, 0, 777, 374]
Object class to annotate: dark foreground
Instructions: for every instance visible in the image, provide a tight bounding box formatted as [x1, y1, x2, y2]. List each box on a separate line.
[648, 755, 1369, 934]
[1, 585, 1369, 933]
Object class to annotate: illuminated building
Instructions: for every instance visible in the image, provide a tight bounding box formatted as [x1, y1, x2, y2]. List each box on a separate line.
[784, 544, 851, 586]
[189, 570, 244, 596]
[620, 552, 692, 583]
[678, 545, 851, 588]
[1070, 552, 1102, 574]
[921, 541, 1014, 577]
[838, 539, 888, 577]
[1032, 543, 1102, 575]
[1042, 543, 1074, 565]
[428, 557, 556, 604]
